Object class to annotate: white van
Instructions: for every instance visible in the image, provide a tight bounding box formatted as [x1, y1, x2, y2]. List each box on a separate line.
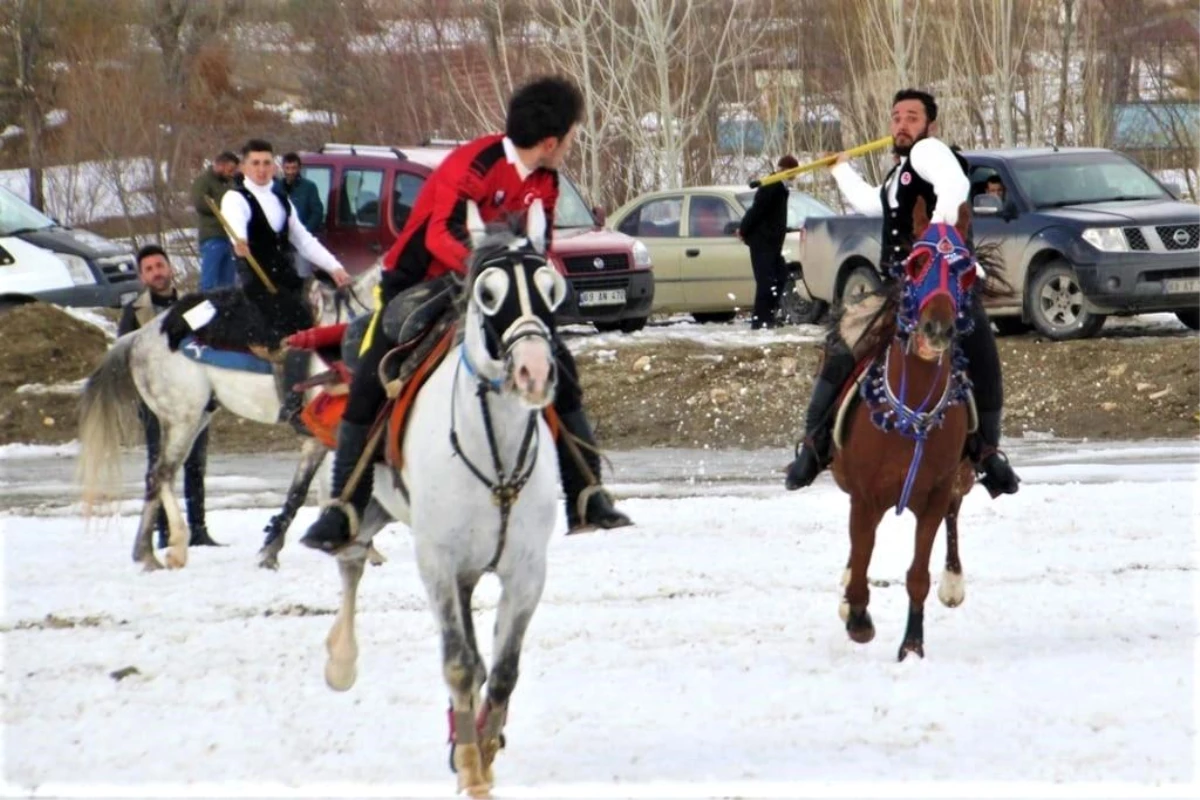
[0, 185, 140, 311]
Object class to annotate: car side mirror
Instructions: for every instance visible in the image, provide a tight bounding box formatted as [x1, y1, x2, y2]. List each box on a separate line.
[591, 205, 607, 227]
[724, 220, 740, 235]
[972, 194, 1004, 216]
[1163, 181, 1182, 200]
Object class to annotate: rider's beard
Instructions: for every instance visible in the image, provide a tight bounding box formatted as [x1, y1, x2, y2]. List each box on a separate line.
[892, 127, 929, 158]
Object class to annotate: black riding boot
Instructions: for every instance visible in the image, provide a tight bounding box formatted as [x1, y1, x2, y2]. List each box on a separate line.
[969, 410, 1020, 497]
[783, 377, 842, 490]
[184, 427, 222, 546]
[300, 421, 376, 553]
[556, 409, 632, 533]
[277, 349, 312, 436]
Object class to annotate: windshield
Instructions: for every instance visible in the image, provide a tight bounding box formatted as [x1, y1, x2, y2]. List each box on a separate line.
[555, 175, 597, 228]
[737, 190, 835, 229]
[1009, 153, 1169, 208]
[0, 185, 56, 236]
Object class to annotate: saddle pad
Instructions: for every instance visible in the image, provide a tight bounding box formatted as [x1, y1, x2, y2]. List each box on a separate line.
[301, 392, 348, 449]
[385, 324, 459, 469]
[178, 336, 274, 375]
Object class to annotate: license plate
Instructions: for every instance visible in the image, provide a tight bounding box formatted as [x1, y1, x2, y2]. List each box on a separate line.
[578, 288, 626, 307]
[1164, 278, 1200, 294]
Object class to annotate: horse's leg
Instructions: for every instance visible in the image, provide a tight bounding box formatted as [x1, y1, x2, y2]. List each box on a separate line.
[844, 497, 884, 644]
[259, 439, 328, 570]
[899, 485, 954, 661]
[838, 556, 852, 622]
[132, 472, 164, 571]
[937, 491, 966, 608]
[324, 552, 366, 691]
[426, 569, 489, 798]
[158, 423, 199, 570]
[478, 559, 546, 786]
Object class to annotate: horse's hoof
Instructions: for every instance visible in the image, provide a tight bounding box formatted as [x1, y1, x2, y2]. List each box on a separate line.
[897, 641, 925, 661]
[257, 549, 280, 570]
[846, 608, 875, 644]
[367, 545, 387, 566]
[164, 547, 187, 569]
[453, 743, 492, 798]
[140, 557, 164, 573]
[324, 659, 357, 692]
[937, 569, 965, 608]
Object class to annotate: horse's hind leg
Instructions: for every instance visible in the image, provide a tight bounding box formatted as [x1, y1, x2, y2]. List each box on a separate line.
[259, 440, 327, 570]
[937, 491, 966, 609]
[158, 423, 201, 570]
[844, 498, 884, 643]
[132, 475, 164, 571]
[324, 552, 365, 691]
[899, 486, 953, 661]
[477, 558, 547, 786]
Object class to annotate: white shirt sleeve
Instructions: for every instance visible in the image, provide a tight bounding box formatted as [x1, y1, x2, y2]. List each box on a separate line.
[286, 200, 343, 275]
[909, 138, 971, 224]
[220, 191, 251, 242]
[830, 162, 884, 215]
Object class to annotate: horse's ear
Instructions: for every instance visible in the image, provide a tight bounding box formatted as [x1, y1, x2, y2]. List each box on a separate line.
[912, 195, 930, 235]
[466, 200, 488, 250]
[954, 201, 971, 241]
[526, 199, 547, 254]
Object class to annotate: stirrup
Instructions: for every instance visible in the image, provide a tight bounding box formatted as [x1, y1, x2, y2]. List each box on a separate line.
[301, 500, 361, 553]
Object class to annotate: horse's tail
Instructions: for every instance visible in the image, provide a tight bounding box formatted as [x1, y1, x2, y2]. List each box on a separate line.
[77, 334, 142, 515]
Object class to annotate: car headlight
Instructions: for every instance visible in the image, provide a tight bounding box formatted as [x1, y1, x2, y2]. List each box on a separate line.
[56, 253, 96, 285]
[631, 239, 652, 268]
[1081, 227, 1128, 252]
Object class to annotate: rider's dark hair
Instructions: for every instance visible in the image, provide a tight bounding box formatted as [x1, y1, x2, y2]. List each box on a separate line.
[777, 154, 799, 170]
[505, 75, 584, 148]
[242, 138, 274, 157]
[892, 88, 938, 122]
[136, 244, 169, 270]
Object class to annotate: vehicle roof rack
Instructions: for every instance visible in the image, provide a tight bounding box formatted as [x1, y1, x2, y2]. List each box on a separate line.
[421, 138, 469, 148]
[318, 142, 409, 160]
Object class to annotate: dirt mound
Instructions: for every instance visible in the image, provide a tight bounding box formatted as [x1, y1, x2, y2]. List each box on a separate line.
[0, 304, 109, 390]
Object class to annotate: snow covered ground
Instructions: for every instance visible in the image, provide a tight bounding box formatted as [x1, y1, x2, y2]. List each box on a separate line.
[1, 441, 1197, 797]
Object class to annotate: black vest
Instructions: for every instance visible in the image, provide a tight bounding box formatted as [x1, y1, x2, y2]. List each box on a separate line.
[879, 146, 970, 269]
[235, 178, 300, 292]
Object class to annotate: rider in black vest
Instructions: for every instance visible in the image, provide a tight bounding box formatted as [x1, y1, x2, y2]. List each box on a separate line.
[784, 89, 1020, 498]
[220, 138, 351, 433]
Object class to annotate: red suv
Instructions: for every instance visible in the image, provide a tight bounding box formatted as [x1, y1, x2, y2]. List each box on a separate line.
[298, 142, 654, 333]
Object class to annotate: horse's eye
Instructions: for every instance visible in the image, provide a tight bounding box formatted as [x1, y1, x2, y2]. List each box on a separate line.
[474, 267, 509, 316]
[533, 266, 566, 311]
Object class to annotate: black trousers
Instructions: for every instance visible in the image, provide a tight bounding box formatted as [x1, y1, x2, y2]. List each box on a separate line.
[140, 404, 208, 534]
[749, 246, 785, 328]
[240, 269, 313, 350]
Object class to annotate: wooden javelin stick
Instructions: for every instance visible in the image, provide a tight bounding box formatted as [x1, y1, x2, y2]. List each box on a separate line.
[748, 135, 895, 188]
[204, 195, 277, 294]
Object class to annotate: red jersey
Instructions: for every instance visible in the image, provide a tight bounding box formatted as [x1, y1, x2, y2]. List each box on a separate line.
[382, 134, 559, 293]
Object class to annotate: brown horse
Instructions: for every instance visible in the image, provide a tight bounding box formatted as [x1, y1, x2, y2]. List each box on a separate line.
[830, 198, 983, 661]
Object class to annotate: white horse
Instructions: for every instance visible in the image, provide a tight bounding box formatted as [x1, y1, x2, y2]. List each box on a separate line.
[322, 201, 565, 799]
[77, 267, 380, 571]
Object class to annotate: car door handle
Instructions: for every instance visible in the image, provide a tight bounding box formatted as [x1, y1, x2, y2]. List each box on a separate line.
[685, 248, 700, 257]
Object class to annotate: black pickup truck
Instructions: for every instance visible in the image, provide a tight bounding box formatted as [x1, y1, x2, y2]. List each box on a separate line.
[795, 147, 1200, 339]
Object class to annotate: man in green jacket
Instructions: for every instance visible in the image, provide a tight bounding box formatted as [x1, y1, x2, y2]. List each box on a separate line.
[191, 150, 240, 290]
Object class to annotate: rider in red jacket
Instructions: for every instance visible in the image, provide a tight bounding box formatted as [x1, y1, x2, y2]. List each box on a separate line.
[301, 76, 633, 554]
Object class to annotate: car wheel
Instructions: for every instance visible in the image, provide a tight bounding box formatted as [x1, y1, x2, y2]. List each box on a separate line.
[1175, 309, 1199, 330]
[839, 265, 882, 308]
[0, 298, 32, 315]
[593, 321, 621, 333]
[1027, 260, 1106, 340]
[619, 316, 647, 333]
[778, 275, 828, 326]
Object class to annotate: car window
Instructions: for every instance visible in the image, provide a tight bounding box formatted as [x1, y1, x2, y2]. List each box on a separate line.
[301, 166, 333, 223]
[620, 196, 683, 238]
[338, 168, 385, 228]
[968, 164, 1007, 205]
[1009, 153, 1168, 207]
[391, 171, 426, 231]
[687, 195, 735, 238]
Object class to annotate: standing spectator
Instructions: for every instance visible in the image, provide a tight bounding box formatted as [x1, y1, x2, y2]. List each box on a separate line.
[118, 245, 219, 548]
[279, 152, 325, 279]
[191, 150, 240, 291]
[738, 154, 798, 329]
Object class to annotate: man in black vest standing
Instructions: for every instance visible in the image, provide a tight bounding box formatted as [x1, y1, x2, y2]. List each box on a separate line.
[219, 139, 351, 433]
[784, 89, 1019, 498]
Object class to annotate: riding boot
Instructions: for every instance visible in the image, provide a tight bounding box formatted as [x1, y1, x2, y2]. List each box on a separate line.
[784, 377, 841, 490]
[276, 349, 312, 436]
[969, 410, 1020, 497]
[183, 428, 222, 546]
[555, 409, 632, 534]
[300, 420, 376, 553]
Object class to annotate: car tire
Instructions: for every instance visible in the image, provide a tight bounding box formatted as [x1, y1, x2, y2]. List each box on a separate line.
[1027, 260, 1106, 340]
[839, 265, 883, 308]
[778, 275, 828, 326]
[693, 311, 737, 324]
[0, 298, 32, 315]
[593, 321, 621, 333]
[1175, 309, 1199, 331]
[619, 316, 648, 333]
